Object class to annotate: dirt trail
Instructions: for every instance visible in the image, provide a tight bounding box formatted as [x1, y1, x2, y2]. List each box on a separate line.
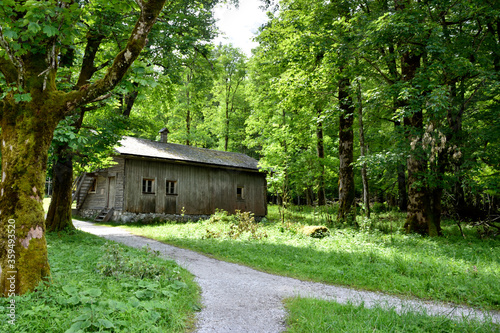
[73, 220, 500, 332]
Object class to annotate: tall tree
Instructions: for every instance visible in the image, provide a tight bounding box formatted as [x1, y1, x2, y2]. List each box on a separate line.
[44, 0, 219, 231]
[210, 45, 247, 151]
[0, 0, 168, 296]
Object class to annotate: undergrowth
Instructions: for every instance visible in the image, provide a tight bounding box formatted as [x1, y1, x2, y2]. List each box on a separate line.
[120, 205, 500, 311]
[0, 230, 200, 333]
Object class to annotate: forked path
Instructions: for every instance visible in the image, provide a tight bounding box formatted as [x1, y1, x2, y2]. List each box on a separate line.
[73, 220, 500, 332]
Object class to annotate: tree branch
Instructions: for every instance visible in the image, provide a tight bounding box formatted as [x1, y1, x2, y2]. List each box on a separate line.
[76, 32, 106, 88]
[61, 0, 168, 113]
[361, 55, 395, 84]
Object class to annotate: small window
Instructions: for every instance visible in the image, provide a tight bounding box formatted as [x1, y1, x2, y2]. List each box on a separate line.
[88, 177, 97, 193]
[166, 180, 177, 195]
[142, 178, 155, 194]
[237, 186, 244, 200]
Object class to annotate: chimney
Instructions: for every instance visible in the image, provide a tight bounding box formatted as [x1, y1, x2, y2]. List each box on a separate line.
[159, 128, 169, 143]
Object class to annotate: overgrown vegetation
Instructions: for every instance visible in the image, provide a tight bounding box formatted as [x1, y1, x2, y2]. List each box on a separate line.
[203, 209, 268, 240]
[118, 205, 500, 311]
[284, 298, 499, 332]
[0, 231, 199, 333]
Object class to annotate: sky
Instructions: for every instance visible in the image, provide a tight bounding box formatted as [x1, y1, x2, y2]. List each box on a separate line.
[212, 0, 270, 56]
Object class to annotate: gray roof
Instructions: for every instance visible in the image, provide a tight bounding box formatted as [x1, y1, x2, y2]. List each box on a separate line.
[115, 136, 260, 171]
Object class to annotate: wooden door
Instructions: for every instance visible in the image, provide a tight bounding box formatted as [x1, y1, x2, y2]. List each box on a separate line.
[107, 177, 116, 208]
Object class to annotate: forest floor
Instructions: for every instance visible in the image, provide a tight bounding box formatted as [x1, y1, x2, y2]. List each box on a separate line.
[73, 219, 500, 333]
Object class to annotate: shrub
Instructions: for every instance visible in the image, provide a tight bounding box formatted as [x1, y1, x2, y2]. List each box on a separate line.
[96, 242, 166, 279]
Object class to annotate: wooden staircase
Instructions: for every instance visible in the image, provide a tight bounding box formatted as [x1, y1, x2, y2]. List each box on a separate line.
[72, 173, 95, 210]
[94, 208, 114, 223]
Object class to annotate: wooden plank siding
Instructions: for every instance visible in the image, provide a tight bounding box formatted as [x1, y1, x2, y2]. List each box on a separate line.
[124, 158, 267, 216]
[79, 157, 126, 212]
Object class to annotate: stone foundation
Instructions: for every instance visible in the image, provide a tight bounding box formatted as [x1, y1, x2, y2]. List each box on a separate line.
[76, 209, 264, 224]
[116, 212, 211, 224]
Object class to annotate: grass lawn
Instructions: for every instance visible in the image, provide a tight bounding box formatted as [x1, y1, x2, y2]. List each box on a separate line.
[284, 298, 499, 332]
[116, 205, 500, 311]
[0, 230, 200, 333]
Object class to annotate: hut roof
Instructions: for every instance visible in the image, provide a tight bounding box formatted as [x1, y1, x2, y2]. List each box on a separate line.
[115, 136, 259, 171]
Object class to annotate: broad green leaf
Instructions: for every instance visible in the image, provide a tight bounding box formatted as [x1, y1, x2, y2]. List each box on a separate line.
[43, 25, 59, 37]
[98, 318, 115, 328]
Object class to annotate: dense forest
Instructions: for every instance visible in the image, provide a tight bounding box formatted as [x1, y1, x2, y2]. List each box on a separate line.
[0, 0, 499, 295]
[76, 0, 500, 235]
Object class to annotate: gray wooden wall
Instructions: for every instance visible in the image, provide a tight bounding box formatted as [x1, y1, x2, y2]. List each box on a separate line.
[79, 157, 126, 212]
[124, 158, 267, 216]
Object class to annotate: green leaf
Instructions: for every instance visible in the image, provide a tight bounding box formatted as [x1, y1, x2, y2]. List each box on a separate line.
[3, 29, 18, 39]
[66, 295, 81, 305]
[171, 281, 188, 290]
[14, 93, 32, 103]
[128, 297, 140, 307]
[64, 322, 83, 333]
[135, 289, 154, 299]
[62, 285, 78, 296]
[72, 313, 91, 322]
[43, 25, 58, 37]
[85, 288, 102, 297]
[28, 22, 41, 33]
[98, 318, 115, 328]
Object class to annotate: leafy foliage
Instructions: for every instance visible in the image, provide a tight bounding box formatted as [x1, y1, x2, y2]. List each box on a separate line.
[0, 231, 199, 333]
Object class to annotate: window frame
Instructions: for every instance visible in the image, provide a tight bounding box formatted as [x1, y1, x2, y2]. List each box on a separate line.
[142, 178, 156, 194]
[166, 180, 177, 195]
[236, 186, 245, 200]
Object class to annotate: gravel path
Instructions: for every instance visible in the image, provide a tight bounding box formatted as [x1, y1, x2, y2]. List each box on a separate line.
[73, 220, 500, 332]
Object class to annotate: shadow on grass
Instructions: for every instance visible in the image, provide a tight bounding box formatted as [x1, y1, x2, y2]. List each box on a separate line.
[120, 221, 500, 310]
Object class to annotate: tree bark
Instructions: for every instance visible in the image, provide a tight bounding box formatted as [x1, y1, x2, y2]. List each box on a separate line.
[337, 75, 356, 225]
[0, 105, 58, 295]
[395, 121, 408, 211]
[400, 52, 438, 235]
[357, 81, 370, 218]
[45, 146, 75, 232]
[316, 107, 326, 206]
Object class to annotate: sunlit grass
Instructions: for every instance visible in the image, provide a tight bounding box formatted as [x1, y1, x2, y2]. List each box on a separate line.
[118, 205, 500, 310]
[284, 298, 499, 332]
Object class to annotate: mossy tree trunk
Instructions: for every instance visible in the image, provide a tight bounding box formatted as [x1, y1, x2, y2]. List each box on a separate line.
[0, 0, 168, 296]
[0, 94, 59, 295]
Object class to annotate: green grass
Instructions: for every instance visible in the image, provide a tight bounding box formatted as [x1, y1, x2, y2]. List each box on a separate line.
[0, 230, 200, 333]
[116, 205, 500, 311]
[284, 298, 499, 332]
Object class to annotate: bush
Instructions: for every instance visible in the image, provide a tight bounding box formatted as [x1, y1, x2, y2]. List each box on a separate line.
[203, 210, 268, 240]
[96, 242, 166, 279]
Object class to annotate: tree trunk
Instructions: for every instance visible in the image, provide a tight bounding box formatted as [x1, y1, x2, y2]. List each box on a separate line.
[401, 51, 437, 234]
[224, 100, 230, 151]
[316, 107, 326, 206]
[337, 75, 356, 225]
[394, 121, 408, 212]
[1, 114, 57, 296]
[45, 145, 75, 232]
[357, 80, 370, 218]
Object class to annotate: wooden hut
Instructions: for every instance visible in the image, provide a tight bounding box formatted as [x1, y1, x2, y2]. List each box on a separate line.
[74, 132, 267, 222]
